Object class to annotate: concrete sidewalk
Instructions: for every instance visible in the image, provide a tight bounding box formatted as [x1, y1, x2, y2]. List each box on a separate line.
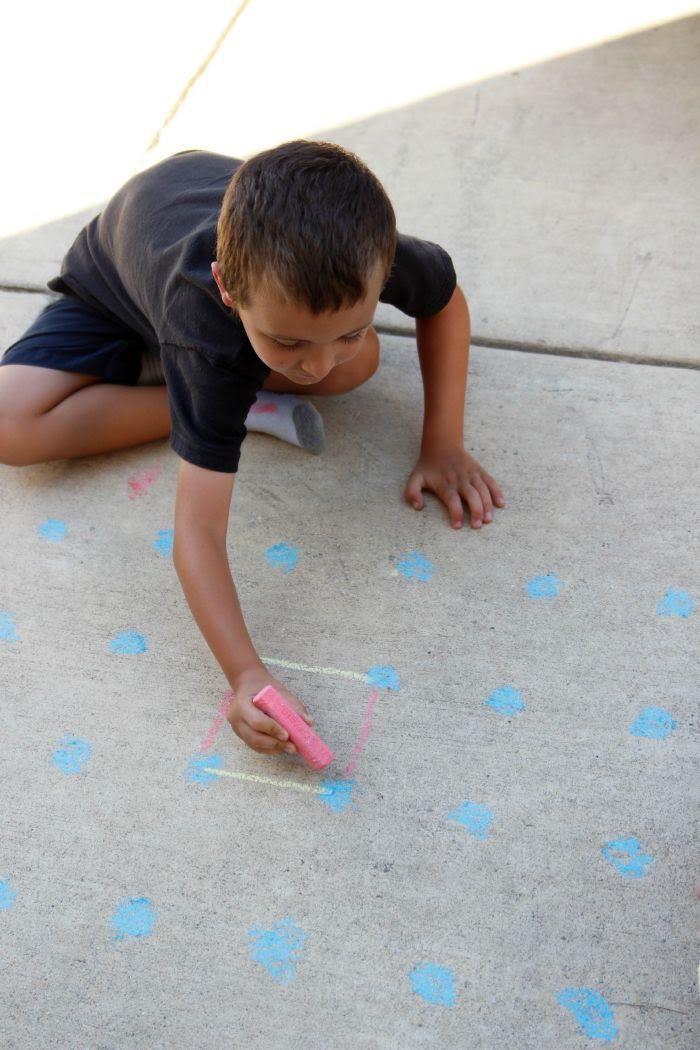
[1, 5, 698, 1047]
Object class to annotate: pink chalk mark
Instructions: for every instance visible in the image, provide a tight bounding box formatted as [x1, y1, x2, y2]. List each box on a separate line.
[200, 688, 234, 751]
[250, 402, 279, 415]
[343, 687, 380, 778]
[127, 465, 162, 499]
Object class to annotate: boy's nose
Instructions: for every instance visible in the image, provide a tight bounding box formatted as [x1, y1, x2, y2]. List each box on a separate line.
[299, 352, 336, 381]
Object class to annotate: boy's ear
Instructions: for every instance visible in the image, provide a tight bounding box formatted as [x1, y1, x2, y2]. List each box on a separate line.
[211, 261, 234, 307]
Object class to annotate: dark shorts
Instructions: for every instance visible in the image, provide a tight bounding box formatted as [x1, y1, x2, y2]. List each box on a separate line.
[0, 294, 163, 386]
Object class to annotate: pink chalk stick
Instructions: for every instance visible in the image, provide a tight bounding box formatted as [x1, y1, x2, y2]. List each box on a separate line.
[251, 685, 334, 771]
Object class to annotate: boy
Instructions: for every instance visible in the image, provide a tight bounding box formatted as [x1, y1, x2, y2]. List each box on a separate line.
[0, 141, 505, 758]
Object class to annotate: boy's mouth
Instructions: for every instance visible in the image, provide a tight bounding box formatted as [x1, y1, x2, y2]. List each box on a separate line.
[291, 373, 320, 383]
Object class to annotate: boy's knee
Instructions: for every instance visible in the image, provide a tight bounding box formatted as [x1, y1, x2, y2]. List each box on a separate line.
[0, 418, 32, 466]
[363, 326, 380, 378]
[340, 326, 380, 392]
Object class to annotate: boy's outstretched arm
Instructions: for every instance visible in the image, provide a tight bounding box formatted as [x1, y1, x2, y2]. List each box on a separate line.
[171, 458, 314, 755]
[406, 284, 506, 530]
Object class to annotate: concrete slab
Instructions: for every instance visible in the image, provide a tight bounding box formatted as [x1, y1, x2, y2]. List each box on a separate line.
[0, 290, 56, 348]
[136, 8, 700, 366]
[0, 209, 105, 294]
[0, 316, 697, 1046]
[3, 8, 697, 367]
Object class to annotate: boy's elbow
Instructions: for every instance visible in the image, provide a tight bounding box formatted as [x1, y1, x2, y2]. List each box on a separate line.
[173, 457, 236, 549]
[172, 519, 227, 567]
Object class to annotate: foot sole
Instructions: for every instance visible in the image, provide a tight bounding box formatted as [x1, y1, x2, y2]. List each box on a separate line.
[292, 402, 325, 454]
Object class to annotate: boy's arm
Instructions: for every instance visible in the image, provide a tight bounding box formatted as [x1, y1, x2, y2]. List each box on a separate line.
[406, 284, 506, 529]
[414, 283, 471, 453]
[171, 458, 265, 684]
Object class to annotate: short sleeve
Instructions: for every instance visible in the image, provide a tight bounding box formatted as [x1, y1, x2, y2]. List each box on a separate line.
[379, 232, 457, 319]
[160, 342, 264, 473]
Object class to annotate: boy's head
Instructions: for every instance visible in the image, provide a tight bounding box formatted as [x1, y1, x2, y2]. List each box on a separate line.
[212, 139, 396, 383]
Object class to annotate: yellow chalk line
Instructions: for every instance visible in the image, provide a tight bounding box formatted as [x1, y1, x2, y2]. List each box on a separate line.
[260, 657, 368, 683]
[202, 767, 332, 795]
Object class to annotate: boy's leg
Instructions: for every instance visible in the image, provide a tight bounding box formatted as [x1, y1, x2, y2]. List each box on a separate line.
[0, 364, 171, 466]
[0, 326, 380, 465]
[249, 327, 380, 453]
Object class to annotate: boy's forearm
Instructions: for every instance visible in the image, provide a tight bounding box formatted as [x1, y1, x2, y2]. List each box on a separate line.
[415, 284, 471, 452]
[173, 527, 265, 686]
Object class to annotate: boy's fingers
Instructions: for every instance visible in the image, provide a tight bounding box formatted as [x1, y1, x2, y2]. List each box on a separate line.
[438, 487, 465, 529]
[247, 710, 288, 740]
[483, 472, 506, 506]
[238, 722, 290, 754]
[405, 476, 425, 510]
[472, 476, 493, 520]
[443, 485, 470, 529]
[458, 483, 484, 528]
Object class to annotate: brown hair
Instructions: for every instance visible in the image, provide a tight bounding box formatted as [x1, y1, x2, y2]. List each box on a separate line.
[215, 139, 397, 318]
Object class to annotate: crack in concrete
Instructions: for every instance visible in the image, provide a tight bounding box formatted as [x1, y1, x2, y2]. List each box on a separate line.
[605, 250, 654, 344]
[145, 0, 254, 154]
[584, 429, 615, 507]
[608, 1000, 689, 1016]
[471, 90, 480, 130]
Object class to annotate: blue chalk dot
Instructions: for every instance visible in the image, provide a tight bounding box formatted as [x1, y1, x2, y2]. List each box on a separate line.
[629, 707, 677, 740]
[51, 735, 92, 775]
[109, 630, 148, 655]
[526, 573, 563, 599]
[247, 916, 307, 984]
[557, 987, 618, 1042]
[447, 801, 494, 840]
[319, 778, 357, 812]
[0, 611, 20, 643]
[396, 551, 434, 582]
[408, 962, 456, 1006]
[486, 685, 525, 716]
[184, 753, 224, 786]
[110, 897, 155, 940]
[0, 878, 18, 911]
[38, 518, 68, 542]
[655, 588, 696, 618]
[264, 543, 298, 574]
[153, 528, 174, 557]
[601, 836, 653, 878]
[366, 665, 400, 691]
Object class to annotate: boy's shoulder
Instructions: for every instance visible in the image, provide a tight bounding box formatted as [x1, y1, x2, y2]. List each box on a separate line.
[380, 232, 457, 319]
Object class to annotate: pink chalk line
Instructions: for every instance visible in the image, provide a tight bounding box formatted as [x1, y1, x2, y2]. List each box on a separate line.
[343, 687, 380, 778]
[197, 683, 381, 776]
[199, 688, 234, 751]
[250, 402, 278, 414]
[127, 463, 163, 500]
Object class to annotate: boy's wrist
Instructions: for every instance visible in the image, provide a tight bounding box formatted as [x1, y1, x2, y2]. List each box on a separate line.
[227, 661, 271, 696]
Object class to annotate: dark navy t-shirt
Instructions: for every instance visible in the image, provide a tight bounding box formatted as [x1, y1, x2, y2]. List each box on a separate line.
[47, 149, 457, 473]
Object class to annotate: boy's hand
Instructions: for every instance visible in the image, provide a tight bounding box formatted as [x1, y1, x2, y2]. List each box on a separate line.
[226, 667, 315, 756]
[404, 446, 505, 530]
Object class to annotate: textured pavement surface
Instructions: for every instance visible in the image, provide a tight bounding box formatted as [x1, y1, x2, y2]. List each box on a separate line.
[1, 5, 698, 1048]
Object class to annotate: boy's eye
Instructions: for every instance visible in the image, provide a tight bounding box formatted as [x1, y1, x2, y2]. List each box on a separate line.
[273, 331, 365, 351]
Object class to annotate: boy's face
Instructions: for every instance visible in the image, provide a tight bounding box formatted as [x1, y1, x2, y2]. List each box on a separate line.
[211, 260, 384, 383]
